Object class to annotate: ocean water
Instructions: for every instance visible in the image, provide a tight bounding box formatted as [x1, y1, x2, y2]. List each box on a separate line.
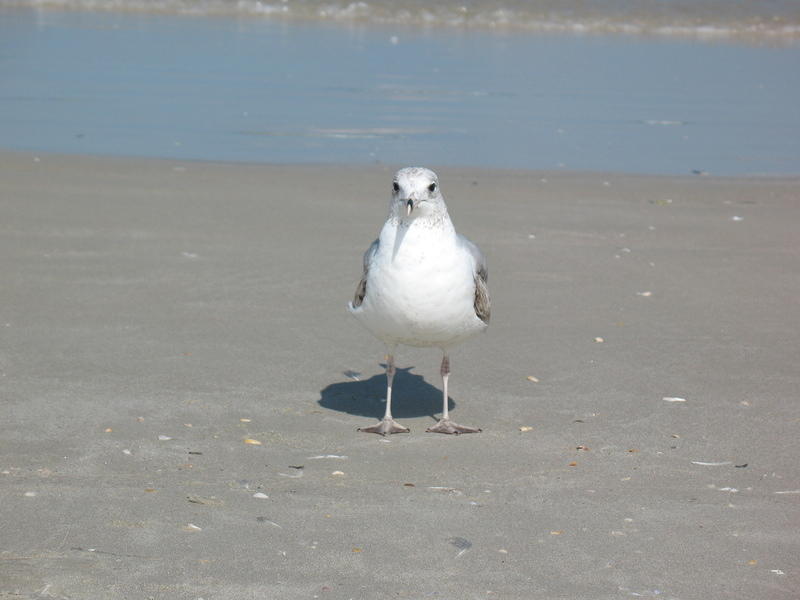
[1, 5, 799, 174]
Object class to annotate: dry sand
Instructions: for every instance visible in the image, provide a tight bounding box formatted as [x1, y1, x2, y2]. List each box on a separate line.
[1, 151, 798, 599]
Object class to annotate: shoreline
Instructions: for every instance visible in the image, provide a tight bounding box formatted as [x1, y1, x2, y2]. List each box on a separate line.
[5, 147, 800, 182]
[1, 149, 798, 599]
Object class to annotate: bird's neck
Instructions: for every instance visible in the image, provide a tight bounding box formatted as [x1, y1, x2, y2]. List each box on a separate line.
[388, 205, 452, 231]
[380, 210, 456, 263]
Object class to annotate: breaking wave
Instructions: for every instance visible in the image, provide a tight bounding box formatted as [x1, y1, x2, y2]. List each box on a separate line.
[4, 0, 800, 41]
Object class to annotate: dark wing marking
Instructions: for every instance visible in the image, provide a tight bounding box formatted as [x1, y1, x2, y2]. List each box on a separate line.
[352, 238, 379, 308]
[460, 235, 491, 324]
[474, 273, 491, 324]
[353, 278, 367, 308]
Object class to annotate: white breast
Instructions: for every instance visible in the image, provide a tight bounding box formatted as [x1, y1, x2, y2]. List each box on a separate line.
[350, 218, 486, 349]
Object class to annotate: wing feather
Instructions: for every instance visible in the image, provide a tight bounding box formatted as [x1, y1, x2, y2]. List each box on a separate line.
[459, 234, 491, 324]
[352, 238, 379, 308]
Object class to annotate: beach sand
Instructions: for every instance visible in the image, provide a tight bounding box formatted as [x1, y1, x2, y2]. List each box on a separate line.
[1, 150, 798, 599]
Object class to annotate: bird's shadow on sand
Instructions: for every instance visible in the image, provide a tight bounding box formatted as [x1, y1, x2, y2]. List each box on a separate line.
[319, 365, 454, 420]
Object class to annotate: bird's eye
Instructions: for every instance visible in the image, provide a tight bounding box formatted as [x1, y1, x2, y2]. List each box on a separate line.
[428, 182, 437, 192]
[392, 181, 400, 193]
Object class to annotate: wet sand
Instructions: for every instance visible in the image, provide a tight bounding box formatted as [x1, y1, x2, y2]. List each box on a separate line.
[1, 151, 798, 599]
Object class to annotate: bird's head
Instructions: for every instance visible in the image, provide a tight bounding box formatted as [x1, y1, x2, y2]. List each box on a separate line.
[391, 167, 445, 219]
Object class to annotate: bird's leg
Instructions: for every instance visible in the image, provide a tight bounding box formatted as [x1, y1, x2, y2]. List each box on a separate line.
[426, 353, 481, 435]
[358, 353, 410, 435]
[441, 354, 451, 421]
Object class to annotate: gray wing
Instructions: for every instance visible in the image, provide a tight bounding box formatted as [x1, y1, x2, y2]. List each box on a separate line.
[460, 235, 491, 324]
[352, 238, 379, 308]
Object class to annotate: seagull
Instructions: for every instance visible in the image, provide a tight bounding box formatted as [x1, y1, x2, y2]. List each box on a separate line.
[348, 167, 490, 435]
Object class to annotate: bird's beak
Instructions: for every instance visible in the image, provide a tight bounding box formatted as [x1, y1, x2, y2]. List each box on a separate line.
[406, 199, 414, 216]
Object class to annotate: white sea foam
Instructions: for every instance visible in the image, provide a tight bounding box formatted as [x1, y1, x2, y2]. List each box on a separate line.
[6, 0, 800, 41]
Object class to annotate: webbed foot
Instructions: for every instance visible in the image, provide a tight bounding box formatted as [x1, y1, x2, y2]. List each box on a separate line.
[426, 419, 481, 435]
[358, 418, 410, 436]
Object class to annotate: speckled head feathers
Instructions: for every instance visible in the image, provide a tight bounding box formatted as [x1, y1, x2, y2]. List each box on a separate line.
[391, 167, 445, 218]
